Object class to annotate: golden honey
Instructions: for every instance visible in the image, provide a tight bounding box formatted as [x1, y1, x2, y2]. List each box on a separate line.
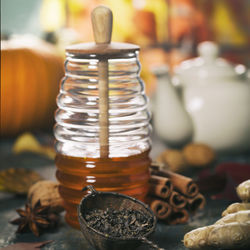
[55, 151, 151, 229]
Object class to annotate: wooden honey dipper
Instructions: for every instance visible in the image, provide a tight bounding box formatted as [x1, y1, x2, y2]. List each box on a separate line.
[91, 6, 112, 158]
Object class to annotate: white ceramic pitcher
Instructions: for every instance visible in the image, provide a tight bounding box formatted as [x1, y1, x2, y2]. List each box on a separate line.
[153, 41, 250, 153]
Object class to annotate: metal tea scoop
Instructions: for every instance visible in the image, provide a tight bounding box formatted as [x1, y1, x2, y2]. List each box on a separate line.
[78, 185, 164, 250]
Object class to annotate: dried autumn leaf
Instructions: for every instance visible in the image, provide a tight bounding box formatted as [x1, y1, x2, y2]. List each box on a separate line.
[0, 168, 43, 194]
[12, 132, 55, 160]
[12, 133, 41, 154]
[41, 146, 56, 160]
[1, 240, 52, 250]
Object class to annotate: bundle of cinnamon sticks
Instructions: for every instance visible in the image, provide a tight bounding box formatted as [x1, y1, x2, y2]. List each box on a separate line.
[146, 163, 206, 225]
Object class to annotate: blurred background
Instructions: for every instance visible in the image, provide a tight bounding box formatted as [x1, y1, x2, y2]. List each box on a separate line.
[1, 0, 249, 138]
[1, 0, 250, 207]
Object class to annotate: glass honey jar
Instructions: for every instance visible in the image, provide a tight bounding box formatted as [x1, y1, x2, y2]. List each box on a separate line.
[54, 6, 151, 228]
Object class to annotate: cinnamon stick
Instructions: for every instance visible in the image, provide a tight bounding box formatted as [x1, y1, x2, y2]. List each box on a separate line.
[149, 183, 172, 199]
[146, 197, 172, 220]
[167, 207, 189, 225]
[187, 193, 206, 213]
[150, 175, 171, 186]
[150, 168, 199, 197]
[169, 191, 187, 209]
[150, 161, 164, 170]
[149, 175, 173, 199]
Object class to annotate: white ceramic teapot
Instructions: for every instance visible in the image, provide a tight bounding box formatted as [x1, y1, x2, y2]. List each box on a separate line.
[153, 41, 250, 153]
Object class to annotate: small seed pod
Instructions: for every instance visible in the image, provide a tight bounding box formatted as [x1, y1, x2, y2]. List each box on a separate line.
[183, 143, 215, 167]
[28, 180, 64, 213]
[157, 149, 187, 173]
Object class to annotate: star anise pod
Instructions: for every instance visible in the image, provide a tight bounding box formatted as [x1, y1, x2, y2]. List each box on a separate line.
[10, 200, 60, 236]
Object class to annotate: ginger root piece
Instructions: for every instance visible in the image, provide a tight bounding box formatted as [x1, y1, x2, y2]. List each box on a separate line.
[215, 210, 250, 225]
[184, 225, 212, 249]
[208, 223, 250, 249]
[28, 180, 64, 213]
[156, 149, 187, 173]
[222, 202, 250, 217]
[237, 179, 250, 202]
[184, 222, 250, 249]
[184, 180, 250, 250]
[183, 143, 215, 167]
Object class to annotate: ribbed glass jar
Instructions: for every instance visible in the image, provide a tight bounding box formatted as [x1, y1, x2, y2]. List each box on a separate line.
[54, 51, 151, 228]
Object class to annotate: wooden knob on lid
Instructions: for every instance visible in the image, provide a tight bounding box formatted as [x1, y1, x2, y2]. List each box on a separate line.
[66, 5, 139, 56]
[91, 6, 113, 44]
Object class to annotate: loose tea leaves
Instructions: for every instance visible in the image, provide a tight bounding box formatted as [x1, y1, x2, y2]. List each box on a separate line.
[84, 208, 154, 238]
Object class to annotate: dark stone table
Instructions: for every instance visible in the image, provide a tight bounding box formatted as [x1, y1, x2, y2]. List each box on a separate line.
[0, 191, 231, 249]
[0, 136, 245, 249]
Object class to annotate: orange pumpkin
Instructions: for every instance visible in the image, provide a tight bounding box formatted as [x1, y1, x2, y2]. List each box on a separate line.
[1, 36, 64, 137]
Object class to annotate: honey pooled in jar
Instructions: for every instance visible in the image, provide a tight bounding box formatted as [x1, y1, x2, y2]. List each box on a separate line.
[55, 150, 151, 229]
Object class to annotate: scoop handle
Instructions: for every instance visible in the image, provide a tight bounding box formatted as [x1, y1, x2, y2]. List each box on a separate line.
[140, 237, 165, 250]
[91, 5, 113, 44]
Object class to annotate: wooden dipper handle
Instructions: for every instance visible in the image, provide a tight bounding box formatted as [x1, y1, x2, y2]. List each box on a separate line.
[91, 6, 113, 44]
[91, 6, 112, 158]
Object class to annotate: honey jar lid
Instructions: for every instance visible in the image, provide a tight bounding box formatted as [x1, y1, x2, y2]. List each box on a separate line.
[66, 6, 139, 56]
[66, 42, 139, 56]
